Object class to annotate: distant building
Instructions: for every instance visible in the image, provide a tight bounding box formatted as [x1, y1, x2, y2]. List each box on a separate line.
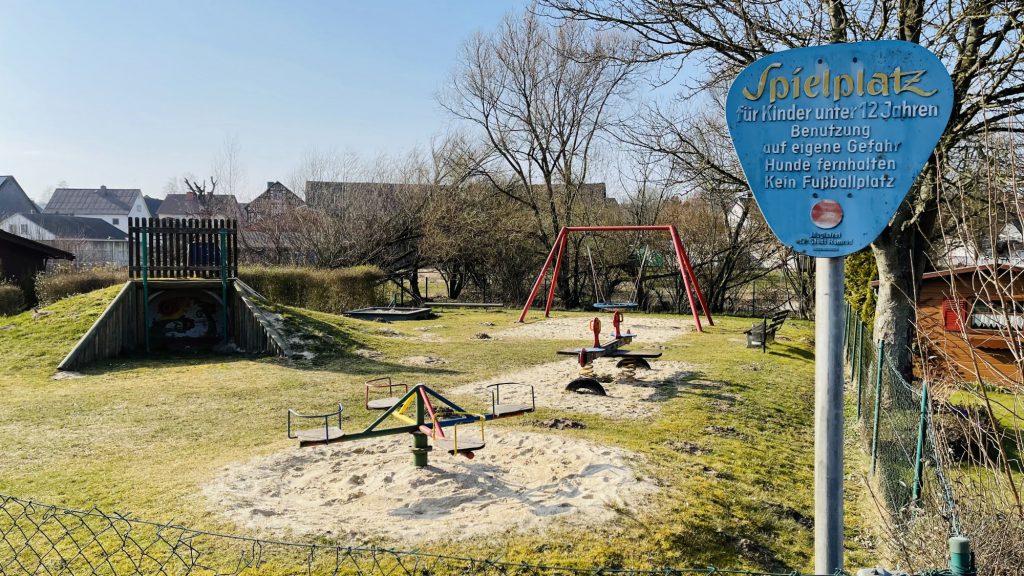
[158, 191, 243, 222]
[246, 181, 305, 224]
[874, 264, 1024, 389]
[0, 176, 42, 219]
[304, 180, 610, 212]
[143, 195, 163, 218]
[0, 229, 74, 305]
[44, 186, 149, 232]
[0, 213, 129, 266]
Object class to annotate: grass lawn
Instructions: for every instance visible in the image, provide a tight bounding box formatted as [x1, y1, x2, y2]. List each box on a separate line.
[0, 287, 875, 572]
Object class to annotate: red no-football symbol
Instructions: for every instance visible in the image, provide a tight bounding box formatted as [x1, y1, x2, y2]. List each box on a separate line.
[811, 200, 843, 229]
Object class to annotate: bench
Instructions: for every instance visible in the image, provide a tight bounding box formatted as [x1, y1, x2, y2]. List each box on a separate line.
[744, 310, 789, 352]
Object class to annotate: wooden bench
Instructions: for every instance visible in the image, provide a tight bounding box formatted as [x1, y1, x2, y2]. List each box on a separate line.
[745, 310, 789, 352]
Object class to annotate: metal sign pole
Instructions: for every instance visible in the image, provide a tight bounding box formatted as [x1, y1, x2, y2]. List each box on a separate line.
[815, 255, 845, 574]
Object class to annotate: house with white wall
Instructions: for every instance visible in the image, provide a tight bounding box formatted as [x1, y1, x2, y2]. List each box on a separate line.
[44, 186, 149, 233]
[0, 212, 129, 266]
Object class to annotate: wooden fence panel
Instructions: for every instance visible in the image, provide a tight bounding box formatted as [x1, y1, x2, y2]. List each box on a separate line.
[128, 217, 238, 279]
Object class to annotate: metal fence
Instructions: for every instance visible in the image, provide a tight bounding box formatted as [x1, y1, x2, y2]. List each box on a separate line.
[0, 493, 819, 576]
[843, 306, 961, 532]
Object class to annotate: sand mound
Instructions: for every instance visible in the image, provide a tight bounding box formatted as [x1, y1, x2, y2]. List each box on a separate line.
[491, 316, 691, 343]
[453, 359, 699, 419]
[203, 432, 656, 542]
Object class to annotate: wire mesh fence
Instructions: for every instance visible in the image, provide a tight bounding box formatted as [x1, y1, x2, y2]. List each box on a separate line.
[844, 306, 959, 529]
[0, 493, 828, 576]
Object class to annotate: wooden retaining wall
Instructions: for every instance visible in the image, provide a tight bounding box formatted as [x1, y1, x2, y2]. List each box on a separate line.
[232, 279, 291, 357]
[58, 281, 140, 371]
[58, 279, 290, 371]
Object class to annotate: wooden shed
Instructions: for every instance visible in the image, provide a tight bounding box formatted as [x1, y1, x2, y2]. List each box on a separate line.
[899, 264, 1024, 388]
[0, 229, 74, 304]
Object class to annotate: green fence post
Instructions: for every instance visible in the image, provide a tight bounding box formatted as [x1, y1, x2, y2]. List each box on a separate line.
[856, 321, 865, 398]
[852, 314, 861, 378]
[844, 302, 851, 355]
[912, 381, 929, 503]
[141, 225, 150, 353]
[949, 537, 975, 576]
[220, 229, 229, 344]
[870, 339, 885, 473]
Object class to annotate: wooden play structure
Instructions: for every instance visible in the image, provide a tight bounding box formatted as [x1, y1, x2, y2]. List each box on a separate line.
[557, 311, 662, 395]
[518, 225, 713, 330]
[288, 378, 535, 467]
[58, 218, 289, 370]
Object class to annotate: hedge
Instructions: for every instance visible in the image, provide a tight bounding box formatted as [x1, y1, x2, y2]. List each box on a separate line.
[35, 267, 128, 306]
[239, 265, 385, 313]
[0, 283, 25, 316]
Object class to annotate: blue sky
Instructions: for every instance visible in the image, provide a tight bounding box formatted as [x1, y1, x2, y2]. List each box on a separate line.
[0, 1, 526, 202]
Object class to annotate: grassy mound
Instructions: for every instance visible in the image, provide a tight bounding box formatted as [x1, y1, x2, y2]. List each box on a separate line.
[0, 296, 874, 572]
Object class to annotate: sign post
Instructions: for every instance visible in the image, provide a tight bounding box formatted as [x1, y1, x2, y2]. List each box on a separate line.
[725, 41, 952, 574]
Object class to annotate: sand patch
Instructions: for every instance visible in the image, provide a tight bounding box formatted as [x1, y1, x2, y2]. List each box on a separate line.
[453, 359, 700, 419]
[203, 431, 656, 542]
[400, 355, 448, 367]
[491, 316, 691, 343]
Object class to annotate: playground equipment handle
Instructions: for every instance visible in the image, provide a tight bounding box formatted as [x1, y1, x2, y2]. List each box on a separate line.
[589, 317, 602, 348]
[612, 311, 623, 339]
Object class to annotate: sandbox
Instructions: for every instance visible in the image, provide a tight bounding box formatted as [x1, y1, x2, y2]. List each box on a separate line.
[453, 359, 702, 419]
[204, 431, 657, 542]
[490, 316, 692, 343]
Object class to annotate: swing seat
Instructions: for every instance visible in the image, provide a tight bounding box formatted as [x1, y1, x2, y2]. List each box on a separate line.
[366, 397, 402, 410]
[593, 302, 639, 310]
[432, 437, 485, 455]
[295, 426, 345, 446]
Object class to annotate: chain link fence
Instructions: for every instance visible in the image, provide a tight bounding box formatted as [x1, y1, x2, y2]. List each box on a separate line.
[0, 493, 821, 576]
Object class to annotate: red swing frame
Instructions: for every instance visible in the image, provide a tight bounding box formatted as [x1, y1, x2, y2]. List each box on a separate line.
[517, 225, 714, 331]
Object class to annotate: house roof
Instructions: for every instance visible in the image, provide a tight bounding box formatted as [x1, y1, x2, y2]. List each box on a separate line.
[870, 263, 1024, 287]
[0, 176, 42, 219]
[158, 193, 242, 219]
[17, 213, 127, 241]
[304, 180, 608, 208]
[247, 181, 304, 217]
[143, 195, 162, 216]
[304, 181, 431, 208]
[0, 228, 75, 260]
[44, 187, 141, 215]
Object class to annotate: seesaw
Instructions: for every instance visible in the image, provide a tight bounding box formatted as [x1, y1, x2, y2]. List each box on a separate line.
[556, 311, 662, 396]
[287, 380, 535, 467]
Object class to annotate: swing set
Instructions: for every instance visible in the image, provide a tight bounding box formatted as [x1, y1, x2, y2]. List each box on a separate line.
[518, 225, 713, 330]
[585, 244, 651, 311]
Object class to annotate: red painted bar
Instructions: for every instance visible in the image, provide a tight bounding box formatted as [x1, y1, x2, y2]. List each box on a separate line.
[517, 228, 566, 323]
[543, 233, 569, 317]
[667, 226, 703, 332]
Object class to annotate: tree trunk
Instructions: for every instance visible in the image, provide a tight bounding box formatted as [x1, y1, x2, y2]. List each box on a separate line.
[871, 169, 939, 382]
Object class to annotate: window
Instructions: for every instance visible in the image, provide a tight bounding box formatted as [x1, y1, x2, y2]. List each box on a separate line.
[7, 225, 15, 233]
[19, 224, 27, 235]
[112, 218, 120, 225]
[969, 301, 1024, 331]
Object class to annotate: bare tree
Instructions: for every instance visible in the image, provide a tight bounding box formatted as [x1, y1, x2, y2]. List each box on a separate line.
[211, 136, 246, 200]
[542, 0, 1024, 379]
[183, 177, 219, 219]
[440, 10, 639, 307]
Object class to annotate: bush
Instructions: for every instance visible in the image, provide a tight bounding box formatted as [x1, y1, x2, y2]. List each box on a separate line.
[239, 265, 385, 313]
[35, 267, 127, 305]
[0, 283, 25, 316]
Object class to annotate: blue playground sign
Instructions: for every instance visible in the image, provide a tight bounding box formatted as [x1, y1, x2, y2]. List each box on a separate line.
[726, 41, 953, 257]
